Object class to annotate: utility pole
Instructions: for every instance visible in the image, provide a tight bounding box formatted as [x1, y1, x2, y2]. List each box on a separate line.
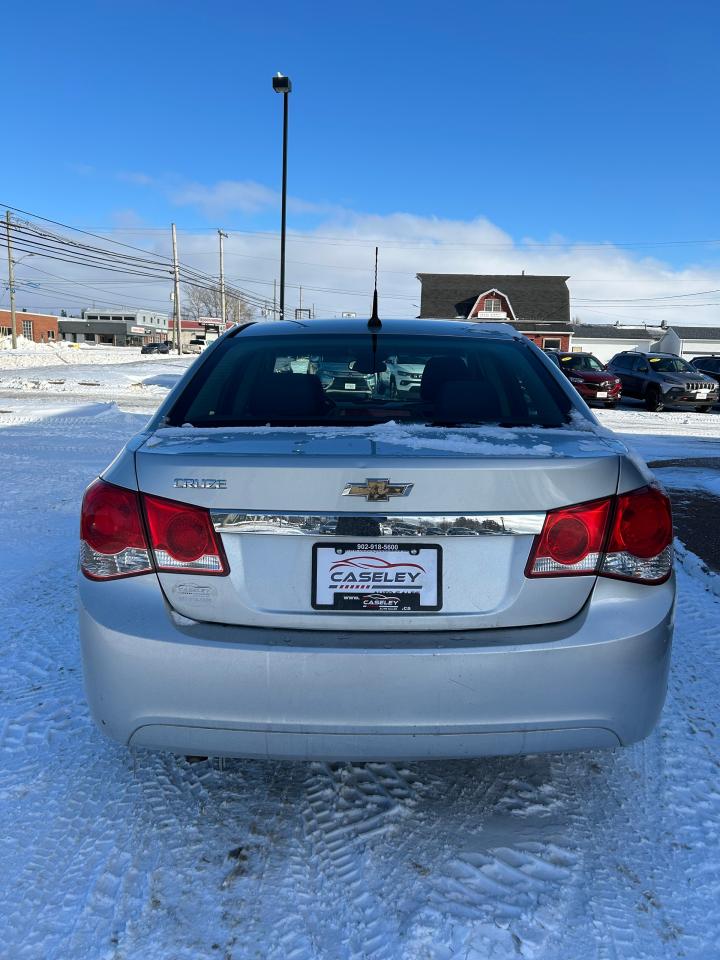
[171, 223, 182, 355]
[273, 279, 277, 320]
[5, 211, 17, 350]
[218, 229, 228, 324]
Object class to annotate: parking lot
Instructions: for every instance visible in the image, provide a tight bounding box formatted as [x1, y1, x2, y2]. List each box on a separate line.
[0, 365, 718, 958]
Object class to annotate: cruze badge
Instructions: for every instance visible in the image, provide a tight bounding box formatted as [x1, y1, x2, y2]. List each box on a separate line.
[173, 478, 227, 489]
[341, 478, 413, 502]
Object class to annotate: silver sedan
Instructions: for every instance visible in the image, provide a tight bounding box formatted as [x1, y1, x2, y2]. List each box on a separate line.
[79, 318, 674, 761]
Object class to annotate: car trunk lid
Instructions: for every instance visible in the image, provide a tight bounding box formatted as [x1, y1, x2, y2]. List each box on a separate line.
[133, 424, 623, 631]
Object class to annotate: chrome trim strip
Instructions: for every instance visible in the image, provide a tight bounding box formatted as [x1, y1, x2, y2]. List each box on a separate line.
[211, 511, 544, 537]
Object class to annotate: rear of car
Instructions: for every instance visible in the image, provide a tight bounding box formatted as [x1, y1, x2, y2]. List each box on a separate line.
[545, 350, 622, 407]
[79, 319, 675, 761]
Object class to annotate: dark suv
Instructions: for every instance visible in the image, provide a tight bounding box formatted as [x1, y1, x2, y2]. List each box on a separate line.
[607, 351, 719, 412]
[690, 355, 720, 385]
[545, 350, 622, 407]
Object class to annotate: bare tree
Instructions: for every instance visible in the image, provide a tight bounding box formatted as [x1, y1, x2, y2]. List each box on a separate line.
[183, 284, 254, 325]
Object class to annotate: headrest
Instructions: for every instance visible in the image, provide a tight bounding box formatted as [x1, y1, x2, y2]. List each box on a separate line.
[420, 356, 469, 402]
[248, 373, 328, 417]
[435, 380, 503, 423]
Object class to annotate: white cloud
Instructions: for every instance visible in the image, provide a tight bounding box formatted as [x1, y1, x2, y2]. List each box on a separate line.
[11, 205, 720, 328]
[170, 179, 279, 216]
[116, 171, 155, 186]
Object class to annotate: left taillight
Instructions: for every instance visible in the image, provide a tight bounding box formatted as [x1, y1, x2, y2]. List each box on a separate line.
[80, 479, 153, 580]
[80, 481, 229, 580]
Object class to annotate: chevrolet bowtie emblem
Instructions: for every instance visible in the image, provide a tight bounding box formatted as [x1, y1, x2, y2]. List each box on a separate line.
[341, 478, 414, 502]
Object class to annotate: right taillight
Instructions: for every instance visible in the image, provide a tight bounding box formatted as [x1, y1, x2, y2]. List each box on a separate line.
[600, 485, 673, 584]
[527, 485, 673, 585]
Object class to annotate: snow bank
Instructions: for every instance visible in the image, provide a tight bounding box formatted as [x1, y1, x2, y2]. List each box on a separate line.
[0, 340, 165, 370]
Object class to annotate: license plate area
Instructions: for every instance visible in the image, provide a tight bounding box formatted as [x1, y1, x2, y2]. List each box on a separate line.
[312, 542, 442, 612]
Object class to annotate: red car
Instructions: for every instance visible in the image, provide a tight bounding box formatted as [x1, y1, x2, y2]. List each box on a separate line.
[545, 351, 622, 407]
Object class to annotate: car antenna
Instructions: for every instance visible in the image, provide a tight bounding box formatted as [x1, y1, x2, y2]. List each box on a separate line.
[368, 246, 381, 329]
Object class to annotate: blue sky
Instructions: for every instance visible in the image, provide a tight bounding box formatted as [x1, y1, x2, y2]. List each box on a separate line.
[4, 0, 720, 319]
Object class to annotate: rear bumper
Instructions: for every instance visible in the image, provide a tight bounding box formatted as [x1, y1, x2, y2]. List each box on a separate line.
[79, 573, 675, 761]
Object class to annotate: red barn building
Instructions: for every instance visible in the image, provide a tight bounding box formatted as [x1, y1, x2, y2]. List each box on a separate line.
[417, 273, 573, 351]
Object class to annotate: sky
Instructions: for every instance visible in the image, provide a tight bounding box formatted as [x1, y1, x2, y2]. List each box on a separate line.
[3, 0, 720, 323]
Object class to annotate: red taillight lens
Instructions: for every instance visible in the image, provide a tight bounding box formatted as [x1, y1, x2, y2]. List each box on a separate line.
[601, 486, 673, 583]
[609, 486, 672, 559]
[143, 494, 228, 575]
[527, 486, 673, 584]
[80, 479, 153, 580]
[526, 497, 612, 577]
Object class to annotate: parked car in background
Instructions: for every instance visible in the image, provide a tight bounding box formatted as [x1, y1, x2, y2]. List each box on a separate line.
[380, 354, 426, 397]
[545, 350, 622, 407]
[141, 341, 170, 355]
[608, 351, 719, 412]
[184, 338, 206, 355]
[313, 359, 375, 399]
[690, 355, 720, 391]
[79, 319, 676, 763]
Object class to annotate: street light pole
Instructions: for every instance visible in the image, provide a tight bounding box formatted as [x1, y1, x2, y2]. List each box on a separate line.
[5, 211, 17, 349]
[272, 73, 292, 320]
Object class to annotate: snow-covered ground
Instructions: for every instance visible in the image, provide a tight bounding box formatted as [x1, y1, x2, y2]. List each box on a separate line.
[1, 360, 719, 959]
[0, 337, 187, 370]
[0, 344, 191, 412]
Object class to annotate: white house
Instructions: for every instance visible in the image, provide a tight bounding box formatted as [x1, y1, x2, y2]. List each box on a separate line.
[570, 323, 720, 362]
[652, 326, 720, 359]
[569, 324, 665, 362]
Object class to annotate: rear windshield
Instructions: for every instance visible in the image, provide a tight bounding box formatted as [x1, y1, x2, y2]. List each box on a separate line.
[559, 354, 605, 372]
[168, 333, 573, 428]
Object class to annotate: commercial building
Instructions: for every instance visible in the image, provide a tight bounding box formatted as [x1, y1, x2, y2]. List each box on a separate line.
[0, 308, 60, 343]
[179, 316, 235, 348]
[58, 309, 170, 346]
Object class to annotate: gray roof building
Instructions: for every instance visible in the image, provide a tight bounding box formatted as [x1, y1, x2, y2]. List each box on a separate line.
[570, 323, 665, 340]
[417, 273, 571, 323]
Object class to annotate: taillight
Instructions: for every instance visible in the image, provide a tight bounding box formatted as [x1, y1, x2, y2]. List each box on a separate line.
[526, 497, 612, 577]
[143, 494, 228, 575]
[527, 486, 673, 585]
[601, 486, 673, 584]
[80, 479, 153, 580]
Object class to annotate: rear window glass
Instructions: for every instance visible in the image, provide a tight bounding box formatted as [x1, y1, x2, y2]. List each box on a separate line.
[168, 333, 573, 428]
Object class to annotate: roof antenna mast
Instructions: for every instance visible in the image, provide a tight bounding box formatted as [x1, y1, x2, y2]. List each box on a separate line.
[368, 246, 381, 329]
